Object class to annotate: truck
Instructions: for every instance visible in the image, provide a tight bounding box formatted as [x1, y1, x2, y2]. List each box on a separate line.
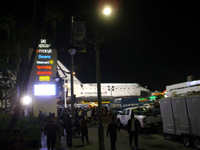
[116, 106, 162, 129]
[160, 95, 200, 149]
[110, 97, 139, 115]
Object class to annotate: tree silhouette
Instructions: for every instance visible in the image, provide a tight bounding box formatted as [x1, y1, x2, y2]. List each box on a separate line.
[45, 6, 64, 40]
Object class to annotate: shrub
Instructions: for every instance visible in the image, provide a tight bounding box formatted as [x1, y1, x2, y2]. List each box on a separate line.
[0, 114, 12, 149]
[0, 114, 45, 149]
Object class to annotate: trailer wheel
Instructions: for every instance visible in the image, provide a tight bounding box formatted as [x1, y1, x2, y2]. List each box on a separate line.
[182, 135, 191, 147]
[194, 138, 200, 149]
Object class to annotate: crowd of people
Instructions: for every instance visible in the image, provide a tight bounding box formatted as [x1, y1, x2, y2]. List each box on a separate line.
[38, 105, 111, 149]
[40, 106, 99, 150]
[4, 104, 141, 150]
[42, 107, 140, 150]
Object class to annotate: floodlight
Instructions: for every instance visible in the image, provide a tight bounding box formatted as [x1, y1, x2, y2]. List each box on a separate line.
[22, 96, 32, 105]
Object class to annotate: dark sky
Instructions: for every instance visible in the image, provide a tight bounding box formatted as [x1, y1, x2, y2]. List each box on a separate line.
[1, 0, 199, 92]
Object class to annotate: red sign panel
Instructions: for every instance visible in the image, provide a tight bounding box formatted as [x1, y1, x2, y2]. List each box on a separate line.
[37, 71, 52, 75]
[37, 66, 52, 70]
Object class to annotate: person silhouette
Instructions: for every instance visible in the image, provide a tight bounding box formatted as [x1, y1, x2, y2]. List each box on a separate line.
[107, 116, 120, 150]
[44, 116, 59, 150]
[64, 116, 73, 147]
[79, 116, 89, 145]
[127, 111, 141, 150]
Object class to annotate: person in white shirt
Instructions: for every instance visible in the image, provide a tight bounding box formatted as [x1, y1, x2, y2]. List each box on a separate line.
[86, 109, 92, 123]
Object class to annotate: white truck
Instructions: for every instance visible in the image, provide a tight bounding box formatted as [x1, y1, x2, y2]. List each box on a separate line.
[116, 106, 162, 129]
[160, 95, 200, 149]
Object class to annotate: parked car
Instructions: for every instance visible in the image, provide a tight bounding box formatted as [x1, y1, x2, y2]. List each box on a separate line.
[117, 106, 162, 129]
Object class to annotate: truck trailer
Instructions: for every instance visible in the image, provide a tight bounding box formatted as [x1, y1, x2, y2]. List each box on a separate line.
[160, 95, 200, 149]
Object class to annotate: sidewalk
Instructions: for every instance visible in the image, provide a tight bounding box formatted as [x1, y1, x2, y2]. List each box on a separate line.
[37, 123, 99, 150]
[37, 116, 113, 150]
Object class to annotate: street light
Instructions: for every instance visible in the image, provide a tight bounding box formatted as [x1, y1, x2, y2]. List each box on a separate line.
[21, 95, 32, 116]
[22, 96, 32, 105]
[69, 6, 112, 150]
[103, 6, 112, 16]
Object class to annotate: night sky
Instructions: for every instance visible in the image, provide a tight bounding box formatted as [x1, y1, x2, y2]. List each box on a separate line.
[1, 0, 199, 92]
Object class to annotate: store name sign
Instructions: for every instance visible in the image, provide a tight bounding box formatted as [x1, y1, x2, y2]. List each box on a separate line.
[37, 71, 52, 75]
[38, 55, 51, 59]
[36, 66, 52, 70]
[31, 38, 57, 97]
[36, 39, 55, 83]
[36, 60, 54, 65]
[39, 76, 50, 81]
[38, 39, 51, 48]
[37, 49, 52, 54]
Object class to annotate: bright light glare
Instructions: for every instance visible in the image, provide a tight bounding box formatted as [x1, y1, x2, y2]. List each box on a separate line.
[103, 7, 112, 16]
[23, 96, 31, 105]
[34, 84, 56, 96]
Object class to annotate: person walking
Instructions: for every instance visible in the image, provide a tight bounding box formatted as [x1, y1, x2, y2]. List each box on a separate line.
[56, 116, 64, 149]
[52, 113, 57, 122]
[105, 106, 108, 116]
[74, 119, 81, 136]
[75, 109, 79, 120]
[44, 116, 60, 150]
[64, 116, 73, 147]
[86, 109, 92, 123]
[79, 116, 89, 145]
[78, 109, 82, 120]
[127, 111, 141, 150]
[107, 116, 120, 150]
[38, 110, 43, 123]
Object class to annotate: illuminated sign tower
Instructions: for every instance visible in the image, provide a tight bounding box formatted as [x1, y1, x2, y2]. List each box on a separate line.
[28, 39, 57, 117]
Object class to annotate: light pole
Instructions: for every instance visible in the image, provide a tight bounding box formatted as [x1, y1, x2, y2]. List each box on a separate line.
[95, 29, 105, 150]
[68, 47, 76, 123]
[69, 6, 112, 150]
[53, 65, 70, 108]
[63, 77, 67, 108]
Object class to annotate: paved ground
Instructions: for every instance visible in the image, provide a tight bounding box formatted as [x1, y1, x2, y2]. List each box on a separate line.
[31, 115, 195, 150]
[33, 115, 115, 150]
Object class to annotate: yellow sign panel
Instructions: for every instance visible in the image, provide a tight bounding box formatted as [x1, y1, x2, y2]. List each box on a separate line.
[39, 76, 50, 81]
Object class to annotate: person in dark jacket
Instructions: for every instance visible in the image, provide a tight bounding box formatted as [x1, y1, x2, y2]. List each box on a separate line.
[44, 116, 60, 150]
[107, 116, 120, 150]
[74, 119, 81, 136]
[127, 111, 141, 149]
[56, 116, 64, 149]
[64, 116, 73, 147]
[79, 115, 90, 145]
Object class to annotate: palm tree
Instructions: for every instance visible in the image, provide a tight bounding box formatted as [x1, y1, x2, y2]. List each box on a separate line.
[0, 15, 37, 136]
[45, 6, 64, 40]
[0, 14, 17, 109]
[0, 14, 17, 64]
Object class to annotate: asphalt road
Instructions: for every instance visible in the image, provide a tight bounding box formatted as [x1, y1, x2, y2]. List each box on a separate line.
[86, 123, 196, 150]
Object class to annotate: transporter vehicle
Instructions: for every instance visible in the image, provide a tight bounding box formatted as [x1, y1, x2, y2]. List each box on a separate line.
[160, 95, 200, 149]
[117, 106, 161, 129]
[110, 97, 139, 116]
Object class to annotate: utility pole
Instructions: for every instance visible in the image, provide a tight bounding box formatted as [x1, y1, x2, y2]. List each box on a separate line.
[95, 30, 105, 150]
